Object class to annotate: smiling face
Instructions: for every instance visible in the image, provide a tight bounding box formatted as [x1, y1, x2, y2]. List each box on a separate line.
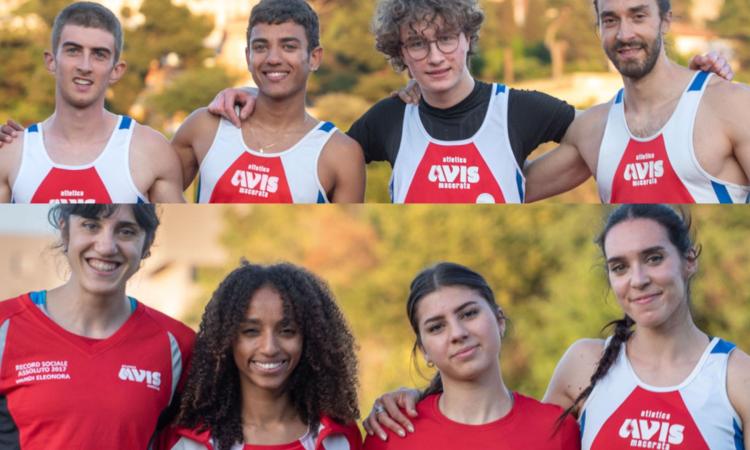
[604, 218, 696, 330]
[597, 0, 668, 80]
[399, 16, 474, 106]
[246, 21, 321, 101]
[233, 286, 303, 396]
[415, 285, 504, 384]
[45, 24, 125, 109]
[64, 206, 146, 298]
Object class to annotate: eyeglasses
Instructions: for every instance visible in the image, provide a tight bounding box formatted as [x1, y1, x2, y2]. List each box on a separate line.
[401, 33, 462, 61]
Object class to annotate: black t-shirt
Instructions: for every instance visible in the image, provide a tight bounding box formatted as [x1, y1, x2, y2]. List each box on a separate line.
[347, 80, 575, 168]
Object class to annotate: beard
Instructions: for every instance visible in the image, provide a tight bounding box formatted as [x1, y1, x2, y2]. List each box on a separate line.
[605, 33, 662, 80]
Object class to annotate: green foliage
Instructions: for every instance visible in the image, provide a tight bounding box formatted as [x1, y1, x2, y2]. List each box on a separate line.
[312, 93, 370, 131]
[710, 0, 750, 70]
[184, 206, 750, 413]
[146, 67, 239, 119]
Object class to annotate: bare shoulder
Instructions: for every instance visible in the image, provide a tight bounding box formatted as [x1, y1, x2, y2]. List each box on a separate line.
[132, 122, 171, 151]
[179, 107, 221, 132]
[544, 338, 605, 410]
[325, 129, 363, 155]
[727, 347, 750, 414]
[703, 77, 750, 115]
[0, 130, 25, 179]
[571, 102, 611, 136]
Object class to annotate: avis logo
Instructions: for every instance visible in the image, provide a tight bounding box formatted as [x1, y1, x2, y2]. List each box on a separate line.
[623, 160, 664, 181]
[50, 199, 96, 204]
[231, 170, 279, 193]
[118, 365, 161, 391]
[428, 165, 480, 184]
[619, 419, 684, 446]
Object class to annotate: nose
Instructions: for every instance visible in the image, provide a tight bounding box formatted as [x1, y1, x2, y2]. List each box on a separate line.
[76, 51, 93, 73]
[426, 41, 445, 64]
[265, 45, 282, 65]
[616, 20, 636, 42]
[260, 331, 280, 355]
[448, 318, 469, 344]
[93, 230, 117, 255]
[629, 263, 650, 289]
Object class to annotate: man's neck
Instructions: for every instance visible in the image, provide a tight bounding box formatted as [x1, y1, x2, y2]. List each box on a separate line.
[253, 90, 310, 131]
[421, 71, 476, 110]
[621, 56, 692, 113]
[47, 97, 114, 144]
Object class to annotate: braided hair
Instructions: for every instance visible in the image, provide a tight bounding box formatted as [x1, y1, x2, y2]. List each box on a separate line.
[175, 261, 359, 450]
[406, 262, 505, 399]
[561, 205, 699, 419]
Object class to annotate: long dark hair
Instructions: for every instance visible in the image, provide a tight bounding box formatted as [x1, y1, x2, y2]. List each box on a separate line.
[406, 262, 505, 399]
[561, 205, 699, 419]
[175, 261, 359, 450]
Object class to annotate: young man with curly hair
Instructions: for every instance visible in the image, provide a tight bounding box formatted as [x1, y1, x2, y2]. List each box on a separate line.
[158, 262, 361, 450]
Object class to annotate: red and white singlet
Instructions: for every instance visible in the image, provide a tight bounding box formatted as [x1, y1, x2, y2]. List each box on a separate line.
[11, 116, 148, 204]
[196, 119, 336, 203]
[389, 84, 525, 204]
[596, 71, 750, 204]
[580, 337, 744, 450]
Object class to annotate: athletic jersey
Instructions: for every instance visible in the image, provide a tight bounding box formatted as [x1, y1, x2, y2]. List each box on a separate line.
[580, 337, 744, 450]
[362, 392, 580, 450]
[196, 119, 336, 203]
[11, 115, 148, 204]
[390, 84, 524, 203]
[0, 291, 195, 450]
[596, 71, 750, 204]
[347, 80, 575, 203]
[160, 416, 362, 450]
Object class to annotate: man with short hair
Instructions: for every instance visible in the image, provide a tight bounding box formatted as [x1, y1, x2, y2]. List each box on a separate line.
[0, 1, 184, 203]
[206, 0, 729, 203]
[525, 0, 750, 203]
[171, 0, 365, 203]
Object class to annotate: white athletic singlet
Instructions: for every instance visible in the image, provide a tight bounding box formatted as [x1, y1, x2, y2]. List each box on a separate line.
[196, 119, 336, 203]
[596, 71, 750, 204]
[389, 84, 525, 204]
[11, 116, 147, 204]
[580, 337, 745, 450]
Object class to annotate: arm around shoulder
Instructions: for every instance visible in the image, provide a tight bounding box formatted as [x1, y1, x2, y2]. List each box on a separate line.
[172, 107, 222, 190]
[718, 82, 750, 179]
[322, 131, 366, 203]
[543, 338, 605, 415]
[0, 135, 24, 202]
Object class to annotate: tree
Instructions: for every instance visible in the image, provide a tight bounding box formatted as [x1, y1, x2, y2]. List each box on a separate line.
[711, 0, 750, 72]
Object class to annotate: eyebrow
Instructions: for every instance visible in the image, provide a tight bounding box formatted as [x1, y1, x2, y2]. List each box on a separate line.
[606, 245, 665, 264]
[422, 300, 479, 326]
[600, 3, 650, 18]
[61, 41, 112, 55]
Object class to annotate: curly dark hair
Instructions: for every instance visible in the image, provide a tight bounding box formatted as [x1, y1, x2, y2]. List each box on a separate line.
[373, 0, 484, 72]
[175, 261, 359, 450]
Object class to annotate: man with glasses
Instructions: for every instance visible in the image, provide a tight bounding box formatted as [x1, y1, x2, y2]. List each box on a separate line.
[349, 0, 578, 203]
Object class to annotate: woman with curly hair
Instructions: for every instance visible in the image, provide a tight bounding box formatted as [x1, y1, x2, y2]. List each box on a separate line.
[160, 262, 361, 450]
[362, 262, 580, 450]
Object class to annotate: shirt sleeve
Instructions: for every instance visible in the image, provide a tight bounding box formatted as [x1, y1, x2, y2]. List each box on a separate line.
[347, 97, 406, 165]
[558, 414, 582, 450]
[507, 89, 576, 162]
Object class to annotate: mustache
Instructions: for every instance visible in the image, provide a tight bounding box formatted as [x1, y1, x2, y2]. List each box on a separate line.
[613, 40, 647, 52]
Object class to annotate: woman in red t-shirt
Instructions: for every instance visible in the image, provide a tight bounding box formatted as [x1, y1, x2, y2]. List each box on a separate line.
[362, 262, 580, 450]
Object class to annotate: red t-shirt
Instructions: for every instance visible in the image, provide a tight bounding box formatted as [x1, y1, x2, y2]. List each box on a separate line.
[160, 416, 362, 450]
[0, 292, 195, 450]
[363, 392, 580, 450]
